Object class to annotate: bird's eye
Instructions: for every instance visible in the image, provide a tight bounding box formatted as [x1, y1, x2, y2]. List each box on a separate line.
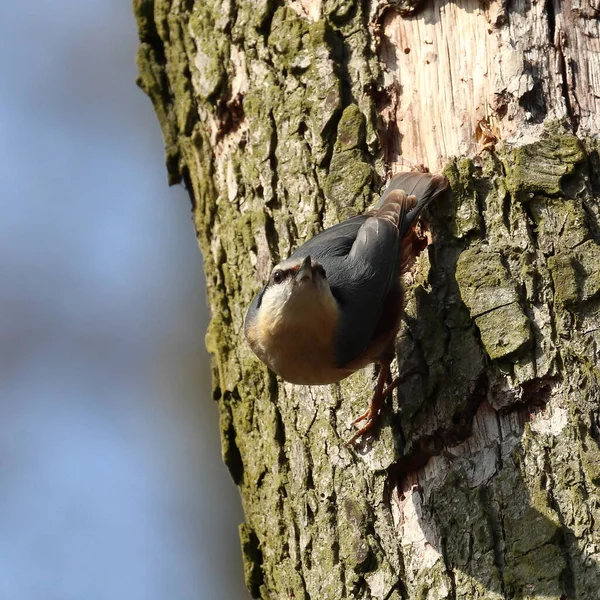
[272, 270, 283, 284]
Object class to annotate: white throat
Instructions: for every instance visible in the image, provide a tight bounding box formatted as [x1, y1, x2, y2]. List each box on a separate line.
[254, 278, 341, 384]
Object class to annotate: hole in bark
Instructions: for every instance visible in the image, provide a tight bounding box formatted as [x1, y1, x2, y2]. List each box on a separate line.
[492, 91, 510, 119]
[547, 0, 556, 44]
[256, 469, 266, 488]
[223, 421, 244, 485]
[518, 78, 547, 124]
[590, 410, 600, 449]
[264, 212, 280, 263]
[331, 540, 340, 565]
[520, 377, 554, 407]
[586, 150, 600, 197]
[404, 47, 411, 54]
[241, 529, 264, 599]
[216, 93, 245, 142]
[274, 410, 286, 447]
[304, 539, 313, 568]
[306, 468, 314, 490]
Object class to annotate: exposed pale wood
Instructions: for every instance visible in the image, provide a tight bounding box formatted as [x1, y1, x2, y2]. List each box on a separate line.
[375, 0, 600, 171]
[288, 0, 323, 22]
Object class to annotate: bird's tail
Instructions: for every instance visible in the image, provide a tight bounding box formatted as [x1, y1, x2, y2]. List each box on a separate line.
[376, 171, 449, 275]
[377, 171, 449, 236]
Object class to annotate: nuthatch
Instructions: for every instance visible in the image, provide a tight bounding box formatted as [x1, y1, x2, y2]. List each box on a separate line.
[245, 172, 449, 442]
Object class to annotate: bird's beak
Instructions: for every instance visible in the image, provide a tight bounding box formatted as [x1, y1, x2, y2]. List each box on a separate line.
[295, 255, 313, 282]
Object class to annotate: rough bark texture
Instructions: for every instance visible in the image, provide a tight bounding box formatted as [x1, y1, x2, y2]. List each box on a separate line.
[134, 1, 600, 598]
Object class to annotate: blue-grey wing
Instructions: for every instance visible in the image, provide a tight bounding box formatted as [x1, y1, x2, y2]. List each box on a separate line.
[330, 215, 402, 368]
[286, 215, 368, 263]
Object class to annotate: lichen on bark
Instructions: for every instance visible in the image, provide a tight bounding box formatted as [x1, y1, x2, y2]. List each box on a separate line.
[134, 0, 600, 598]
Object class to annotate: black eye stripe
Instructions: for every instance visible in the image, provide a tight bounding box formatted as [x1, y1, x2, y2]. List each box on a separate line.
[270, 268, 294, 285]
[269, 261, 328, 285]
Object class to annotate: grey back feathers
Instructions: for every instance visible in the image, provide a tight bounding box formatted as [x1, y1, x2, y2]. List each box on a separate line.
[332, 173, 447, 367]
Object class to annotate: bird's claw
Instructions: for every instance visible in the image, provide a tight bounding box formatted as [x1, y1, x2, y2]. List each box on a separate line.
[346, 400, 383, 446]
[346, 417, 378, 446]
[350, 407, 377, 426]
[346, 376, 400, 446]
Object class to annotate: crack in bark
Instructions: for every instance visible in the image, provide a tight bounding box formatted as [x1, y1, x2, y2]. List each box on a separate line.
[551, 0, 581, 134]
[543, 448, 578, 598]
[482, 484, 508, 597]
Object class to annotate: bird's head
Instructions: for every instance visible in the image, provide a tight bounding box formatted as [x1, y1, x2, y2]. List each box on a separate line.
[245, 254, 338, 344]
[261, 254, 330, 317]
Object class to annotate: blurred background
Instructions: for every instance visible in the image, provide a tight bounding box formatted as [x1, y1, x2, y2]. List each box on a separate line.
[0, 1, 248, 598]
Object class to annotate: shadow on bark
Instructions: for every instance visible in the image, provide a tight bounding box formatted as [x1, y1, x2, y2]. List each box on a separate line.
[373, 155, 600, 598]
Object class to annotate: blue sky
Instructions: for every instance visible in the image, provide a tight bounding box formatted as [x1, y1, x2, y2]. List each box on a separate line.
[0, 1, 246, 598]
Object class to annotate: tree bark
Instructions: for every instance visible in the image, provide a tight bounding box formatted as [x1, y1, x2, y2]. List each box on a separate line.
[133, 0, 600, 598]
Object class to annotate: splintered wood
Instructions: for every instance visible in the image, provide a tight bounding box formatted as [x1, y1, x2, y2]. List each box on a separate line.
[374, 0, 600, 171]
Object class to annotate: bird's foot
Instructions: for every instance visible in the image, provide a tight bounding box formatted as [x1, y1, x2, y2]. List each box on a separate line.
[347, 418, 378, 446]
[350, 406, 377, 427]
[346, 376, 399, 446]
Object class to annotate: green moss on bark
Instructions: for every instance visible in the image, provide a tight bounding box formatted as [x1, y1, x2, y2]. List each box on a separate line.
[475, 302, 532, 360]
[502, 122, 586, 201]
[134, 1, 600, 598]
[442, 158, 482, 238]
[549, 239, 600, 308]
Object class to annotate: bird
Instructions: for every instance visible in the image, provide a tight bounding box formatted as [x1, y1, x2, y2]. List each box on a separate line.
[244, 172, 449, 443]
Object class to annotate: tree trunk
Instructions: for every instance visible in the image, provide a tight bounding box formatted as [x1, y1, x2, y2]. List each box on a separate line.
[133, 0, 600, 598]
